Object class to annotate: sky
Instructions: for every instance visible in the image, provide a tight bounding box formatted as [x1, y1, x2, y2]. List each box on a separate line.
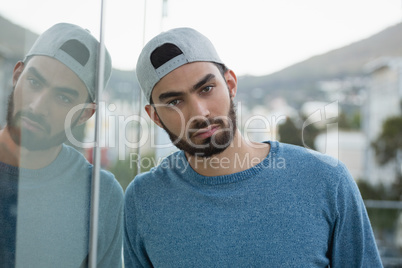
[0, 0, 401, 76]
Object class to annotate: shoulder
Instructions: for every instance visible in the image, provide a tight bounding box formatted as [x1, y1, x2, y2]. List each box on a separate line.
[272, 141, 363, 216]
[61, 144, 88, 161]
[271, 141, 354, 188]
[63, 144, 124, 202]
[59, 145, 91, 173]
[99, 168, 124, 199]
[63, 145, 122, 190]
[274, 141, 337, 166]
[274, 141, 346, 171]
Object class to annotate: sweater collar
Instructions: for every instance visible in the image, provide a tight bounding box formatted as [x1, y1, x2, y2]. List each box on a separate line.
[175, 141, 279, 185]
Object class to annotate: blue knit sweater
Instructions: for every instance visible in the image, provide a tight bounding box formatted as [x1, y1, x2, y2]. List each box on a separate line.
[0, 144, 124, 268]
[124, 141, 382, 267]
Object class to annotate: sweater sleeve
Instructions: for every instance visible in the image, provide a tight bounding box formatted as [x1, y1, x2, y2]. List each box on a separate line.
[329, 164, 383, 268]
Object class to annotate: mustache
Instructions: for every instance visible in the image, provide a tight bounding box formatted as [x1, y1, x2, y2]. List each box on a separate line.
[15, 110, 51, 133]
[188, 117, 226, 136]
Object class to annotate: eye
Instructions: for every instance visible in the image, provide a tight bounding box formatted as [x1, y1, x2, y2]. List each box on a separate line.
[27, 77, 41, 89]
[57, 94, 72, 104]
[166, 99, 182, 106]
[201, 85, 213, 94]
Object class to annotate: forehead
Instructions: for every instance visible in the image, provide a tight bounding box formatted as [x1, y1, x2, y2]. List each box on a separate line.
[151, 62, 220, 98]
[24, 56, 89, 98]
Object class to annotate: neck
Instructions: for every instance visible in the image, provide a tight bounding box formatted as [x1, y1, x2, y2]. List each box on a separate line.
[0, 126, 62, 169]
[185, 130, 270, 177]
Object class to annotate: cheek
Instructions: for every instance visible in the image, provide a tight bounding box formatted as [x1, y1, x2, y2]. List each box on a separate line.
[163, 115, 182, 133]
[47, 109, 70, 131]
[160, 108, 187, 129]
[61, 110, 79, 128]
[12, 85, 24, 107]
[14, 78, 31, 101]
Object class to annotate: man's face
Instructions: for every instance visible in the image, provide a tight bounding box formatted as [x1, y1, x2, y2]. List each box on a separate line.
[7, 56, 90, 151]
[148, 62, 237, 158]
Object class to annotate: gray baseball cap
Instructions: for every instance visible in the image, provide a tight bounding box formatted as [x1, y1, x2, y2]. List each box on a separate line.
[136, 27, 224, 102]
[24, 23, 112, 102]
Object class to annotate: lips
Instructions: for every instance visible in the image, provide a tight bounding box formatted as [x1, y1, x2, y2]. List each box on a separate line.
[192, 125, 219, 140]
[21, 116, 46, 133]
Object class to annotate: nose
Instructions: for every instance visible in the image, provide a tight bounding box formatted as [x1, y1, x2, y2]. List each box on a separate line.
[27, 91, 50, 116]
[189, 97, 210, 119]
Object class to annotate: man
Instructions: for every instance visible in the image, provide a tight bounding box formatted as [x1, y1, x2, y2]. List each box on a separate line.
[0, 23, 124, 267]
[124, 28, 383, 267]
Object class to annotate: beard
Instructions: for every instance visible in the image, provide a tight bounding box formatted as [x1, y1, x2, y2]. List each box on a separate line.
[159, 99, 237, 158]
[6, 89, 77, 151]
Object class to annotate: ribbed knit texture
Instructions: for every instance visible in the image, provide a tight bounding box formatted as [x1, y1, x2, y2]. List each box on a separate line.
[124, 141, 382, 267]
[0, 144, 124, 268]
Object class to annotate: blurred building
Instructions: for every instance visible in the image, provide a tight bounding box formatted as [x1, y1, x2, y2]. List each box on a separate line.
[362, 57, 402, 186]
[302, 100, 366, 180]
[0, 16, 37, 125]
[240, 97, 297, 143]
[315, 130, 366, 180]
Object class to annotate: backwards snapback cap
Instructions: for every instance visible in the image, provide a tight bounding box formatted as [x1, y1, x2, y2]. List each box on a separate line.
[24, 23, 112, 102]
[136, 27, 224, 102]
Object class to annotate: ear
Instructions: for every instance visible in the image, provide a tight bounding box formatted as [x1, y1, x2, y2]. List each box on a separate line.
[224, 69, 237, 100]
[76, 104, 96, 126]
[12, 61, 25, 86]
[145, 104, 163, 128]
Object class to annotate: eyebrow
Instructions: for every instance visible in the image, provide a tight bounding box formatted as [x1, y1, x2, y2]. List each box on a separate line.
[158, 73, 216, 102]
[54, 87, 79, 98]
[27, 67, 79, 98]
[192, 73, 215, 92]
[158, 91, 184, 102]
[27, 67, 47, 85]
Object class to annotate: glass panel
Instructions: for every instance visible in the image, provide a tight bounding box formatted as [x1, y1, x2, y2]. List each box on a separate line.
[0, 1, 124, 267]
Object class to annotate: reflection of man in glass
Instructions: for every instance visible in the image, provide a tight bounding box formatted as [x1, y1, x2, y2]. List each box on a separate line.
[0, 23, 123, 267]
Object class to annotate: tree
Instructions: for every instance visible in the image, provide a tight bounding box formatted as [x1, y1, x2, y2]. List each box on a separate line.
[372, 116, 402, 200]
[278, 116, 319, 150]
[278, 117, 301, 146]
[373, 116, 402, 165]
[357, 180, 398, 230]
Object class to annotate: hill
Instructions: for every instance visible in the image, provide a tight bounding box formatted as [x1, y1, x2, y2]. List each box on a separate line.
[237, 22, 402, 108]
[1, 14, 401, 109]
